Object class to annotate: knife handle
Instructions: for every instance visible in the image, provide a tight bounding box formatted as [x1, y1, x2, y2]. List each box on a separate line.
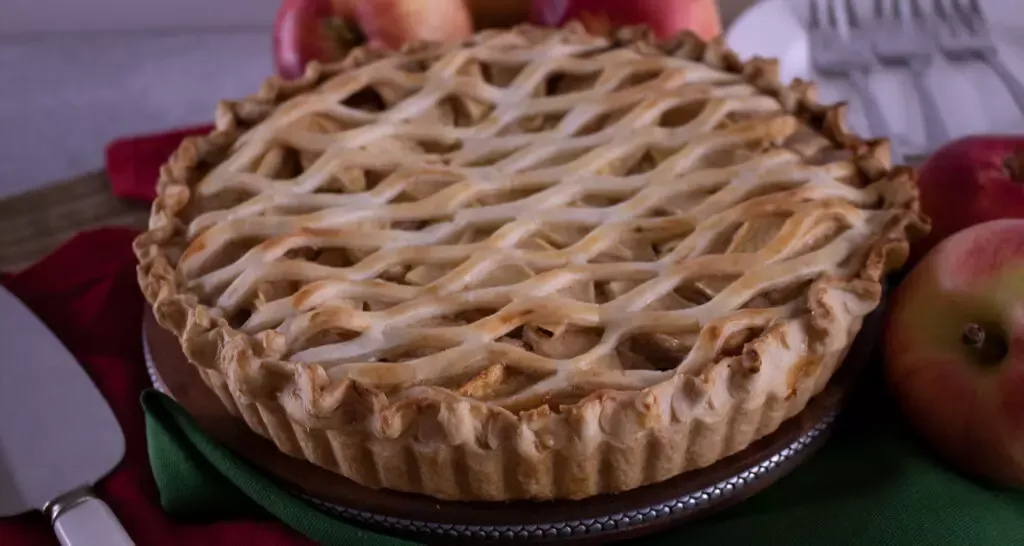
[47, 488, 134, 546]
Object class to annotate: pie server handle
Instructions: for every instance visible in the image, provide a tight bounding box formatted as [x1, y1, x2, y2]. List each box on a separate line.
[47, 488, 135, 546]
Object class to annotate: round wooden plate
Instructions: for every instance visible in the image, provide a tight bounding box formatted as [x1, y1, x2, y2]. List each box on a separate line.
[143, 302, 883, 544]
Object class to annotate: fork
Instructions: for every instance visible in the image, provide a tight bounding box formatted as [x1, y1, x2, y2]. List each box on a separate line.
[808, 0, 896, 153]
[867, 0, 950, 150]
[933, 0, 1024, 116]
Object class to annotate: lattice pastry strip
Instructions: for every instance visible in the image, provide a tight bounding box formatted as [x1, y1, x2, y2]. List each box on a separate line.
[165, 30, 897, 412]
[136, 23, 927, 502]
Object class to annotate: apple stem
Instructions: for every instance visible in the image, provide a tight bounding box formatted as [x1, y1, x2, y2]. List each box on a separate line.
[961, 323, 1009, 366]
[962, 323, 986, 347]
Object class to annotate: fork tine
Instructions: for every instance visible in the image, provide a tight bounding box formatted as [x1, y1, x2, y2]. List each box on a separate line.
[932, 0, 949, 21]
[809, 0, 822, 29]
[891, 0, 903, 19]
[909, 0, 925, 19]
[874, 0, 885, 19]
[950, 0, 978, 32]
[826, 0, 840, 28]
[951, 0, 970, 21]
[845, 0, 861, 27]
[966, 0, 985, 20]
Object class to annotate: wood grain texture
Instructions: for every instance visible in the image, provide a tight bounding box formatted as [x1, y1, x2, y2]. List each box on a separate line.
[0, 171, 149, 272]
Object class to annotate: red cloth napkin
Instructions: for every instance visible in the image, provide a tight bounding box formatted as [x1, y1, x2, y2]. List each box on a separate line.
[105, 125, 213, 201]
[1, 125, 311, 545]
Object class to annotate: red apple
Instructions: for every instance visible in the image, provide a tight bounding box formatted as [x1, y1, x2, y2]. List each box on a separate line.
[529, 0, 722, 41]
[885, 218, 1024, 488]
[913, 135, 1024, 264]
[273, 0, 474, 81]
[354, 0, 474, 51]
[273, 0, 363, 80]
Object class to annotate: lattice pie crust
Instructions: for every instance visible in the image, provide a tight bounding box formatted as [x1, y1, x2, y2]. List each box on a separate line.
[135, 24, 928, 501]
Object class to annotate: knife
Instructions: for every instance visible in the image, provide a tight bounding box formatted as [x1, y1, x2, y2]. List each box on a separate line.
[0, 286, 133, 546]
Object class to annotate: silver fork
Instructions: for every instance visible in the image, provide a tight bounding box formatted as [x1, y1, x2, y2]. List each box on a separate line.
[868, 0, 950, 150]
[808, 0, 895, 148]
[933, 0, 1024, 116]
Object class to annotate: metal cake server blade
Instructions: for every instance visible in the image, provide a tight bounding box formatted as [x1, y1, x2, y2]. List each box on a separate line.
[0, 286, 133, 545]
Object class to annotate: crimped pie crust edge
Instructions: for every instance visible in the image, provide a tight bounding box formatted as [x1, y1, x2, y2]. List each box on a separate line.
[133, 24, 928, 501]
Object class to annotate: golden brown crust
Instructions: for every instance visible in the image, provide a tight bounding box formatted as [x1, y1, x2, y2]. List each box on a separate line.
[134, 23, 929, 501]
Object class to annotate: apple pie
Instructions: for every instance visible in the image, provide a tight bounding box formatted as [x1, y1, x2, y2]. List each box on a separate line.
[135, 23, 928, 501]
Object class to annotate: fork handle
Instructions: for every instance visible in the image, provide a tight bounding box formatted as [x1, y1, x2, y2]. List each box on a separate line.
[848, 70, 900, 159]
[985, 55, 1024, 117]
[907, 63, 950, 150]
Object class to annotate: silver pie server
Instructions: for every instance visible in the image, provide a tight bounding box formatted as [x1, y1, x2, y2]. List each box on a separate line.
[0, 286, 133, 546]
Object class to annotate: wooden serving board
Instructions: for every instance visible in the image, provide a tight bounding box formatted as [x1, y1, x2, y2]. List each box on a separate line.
[143, 301, 883, 544]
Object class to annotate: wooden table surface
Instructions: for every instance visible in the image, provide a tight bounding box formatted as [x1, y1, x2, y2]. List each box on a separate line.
[0, 0, 762, 272]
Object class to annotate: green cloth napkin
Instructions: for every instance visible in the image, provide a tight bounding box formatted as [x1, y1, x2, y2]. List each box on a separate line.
[142, 364, 1024, 546]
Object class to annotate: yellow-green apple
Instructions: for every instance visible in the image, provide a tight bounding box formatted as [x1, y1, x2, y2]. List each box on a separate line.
[529, 0, 723, 41]
[353, 0, 474, 51]
[912, 136, 1024, 264]
[273, 0, 474, 80]
[885, 218, 1024, 488]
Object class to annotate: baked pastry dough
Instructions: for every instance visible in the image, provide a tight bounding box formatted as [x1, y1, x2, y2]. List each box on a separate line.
[135, 24, 928, 501]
